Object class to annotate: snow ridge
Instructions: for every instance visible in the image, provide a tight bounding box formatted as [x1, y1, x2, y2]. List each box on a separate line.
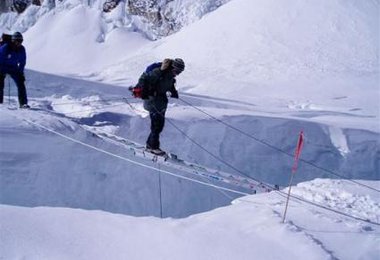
[0, 0, 230, 40]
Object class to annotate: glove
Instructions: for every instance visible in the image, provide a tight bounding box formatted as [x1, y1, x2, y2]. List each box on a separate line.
[133, 87, 143, 98]
[172, 91, 179, 98]
[171, 90, 179, 99]
[129, 86, 143, 98]
[166, 91, 172, 98]
[160, 58, 172, 71]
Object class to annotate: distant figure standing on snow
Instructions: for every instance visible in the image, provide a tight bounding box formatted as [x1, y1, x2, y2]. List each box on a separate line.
[0, 32, 29, 108]
[133, 58, 185, 155]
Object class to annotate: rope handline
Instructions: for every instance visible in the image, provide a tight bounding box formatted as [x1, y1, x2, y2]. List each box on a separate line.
[94, 127, 256, 196]
[279, 191, 380, 226]
[25, 94, 380, 192]
[124, 97, 144, 114]
[12, 96, 247, 199]
[124, 98, 236, 201]
[165, 115, 266, 186]
[140, 100, 272, 190]
[178, 97, 380, 193]
[6, 110, 379, 226]
[8, 99, 379, 226]
[132, 99, 380, 226]
[84, 97, 380, 225]
[12, 114, 250, 196]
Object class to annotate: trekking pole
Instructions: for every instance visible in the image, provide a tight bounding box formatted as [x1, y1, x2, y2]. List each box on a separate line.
[7, 75, 11, 106]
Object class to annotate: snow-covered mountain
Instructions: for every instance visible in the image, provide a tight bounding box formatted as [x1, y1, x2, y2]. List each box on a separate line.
[0, 0, 379, 259]
[1, 0, 378, 211]
[0, 0, 378, 211]
[0, 0, 230, 39]
[18, 0, 379, 182]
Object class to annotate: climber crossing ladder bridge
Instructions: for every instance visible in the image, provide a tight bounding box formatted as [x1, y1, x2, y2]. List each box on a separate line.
[87, 128, 270, 194]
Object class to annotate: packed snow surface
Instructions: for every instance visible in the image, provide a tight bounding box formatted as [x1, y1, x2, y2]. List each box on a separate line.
[1, 178, 379, 260]
[4, 100, 378, 259]
[0, 0, 379, 259]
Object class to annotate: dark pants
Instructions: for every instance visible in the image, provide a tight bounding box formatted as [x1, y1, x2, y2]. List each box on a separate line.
[0, 72, 28, 106]
[146, 109, 166, 149]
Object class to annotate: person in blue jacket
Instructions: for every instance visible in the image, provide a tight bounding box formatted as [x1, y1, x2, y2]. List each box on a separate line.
[0, 32, 29, 108]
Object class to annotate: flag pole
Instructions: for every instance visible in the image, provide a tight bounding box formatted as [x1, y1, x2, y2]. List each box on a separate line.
[282, 131, 304, 223]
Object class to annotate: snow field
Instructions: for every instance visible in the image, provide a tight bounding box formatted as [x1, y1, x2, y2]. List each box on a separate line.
[0, 0, 379, 259]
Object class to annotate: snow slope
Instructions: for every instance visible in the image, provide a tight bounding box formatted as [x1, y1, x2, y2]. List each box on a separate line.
[4, 0, 377, 133]
[24, 4, 149, 74]
[8, 0, 377, 182]
[0, 77, 243, 218]
[0, 0, 378, 205]
[91, 0, 379, 129]
[0, 0, 379, 259]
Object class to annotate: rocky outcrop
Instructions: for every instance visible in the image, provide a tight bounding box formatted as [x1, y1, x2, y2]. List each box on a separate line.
[0, 0, 230, 39]
[127, 0, 177, 38]
[125, 0, 229, 39]
[0, 0, 14, 13]
[0, 0, 42, 14]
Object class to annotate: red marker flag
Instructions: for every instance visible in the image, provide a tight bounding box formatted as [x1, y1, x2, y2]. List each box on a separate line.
[292, 130, 304, 173]
[283, 130, 305, 223]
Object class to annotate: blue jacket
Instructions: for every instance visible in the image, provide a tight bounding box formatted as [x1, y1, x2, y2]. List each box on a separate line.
[0, 43, 26, 74]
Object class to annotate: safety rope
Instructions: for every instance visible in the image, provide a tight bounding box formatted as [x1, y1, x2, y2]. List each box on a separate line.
[15, 96, 254, 197]
[5, 106, 379, 226]
[178, 97, 380, 193]
[23, 95, 380, 192]
[7, 98, 378, 226]
[54, 96, 379, 225]
[95, 129, 245, 197]
[8, 112, 250, 196]
[281, 191, 380, 226]
[127, 99, 380, 226]
[124, 98, 238, 201]
[136, 99, 278, 192]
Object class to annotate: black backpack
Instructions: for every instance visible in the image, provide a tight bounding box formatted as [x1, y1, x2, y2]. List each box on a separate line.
[129, 62, 163, 98]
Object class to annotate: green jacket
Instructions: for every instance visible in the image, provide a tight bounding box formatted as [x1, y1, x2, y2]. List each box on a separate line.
[138, 67, 179, 112]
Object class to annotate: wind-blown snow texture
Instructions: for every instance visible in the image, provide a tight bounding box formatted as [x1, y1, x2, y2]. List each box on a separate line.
[0, 178, 379, 260]
[0, 0, 379, 259]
